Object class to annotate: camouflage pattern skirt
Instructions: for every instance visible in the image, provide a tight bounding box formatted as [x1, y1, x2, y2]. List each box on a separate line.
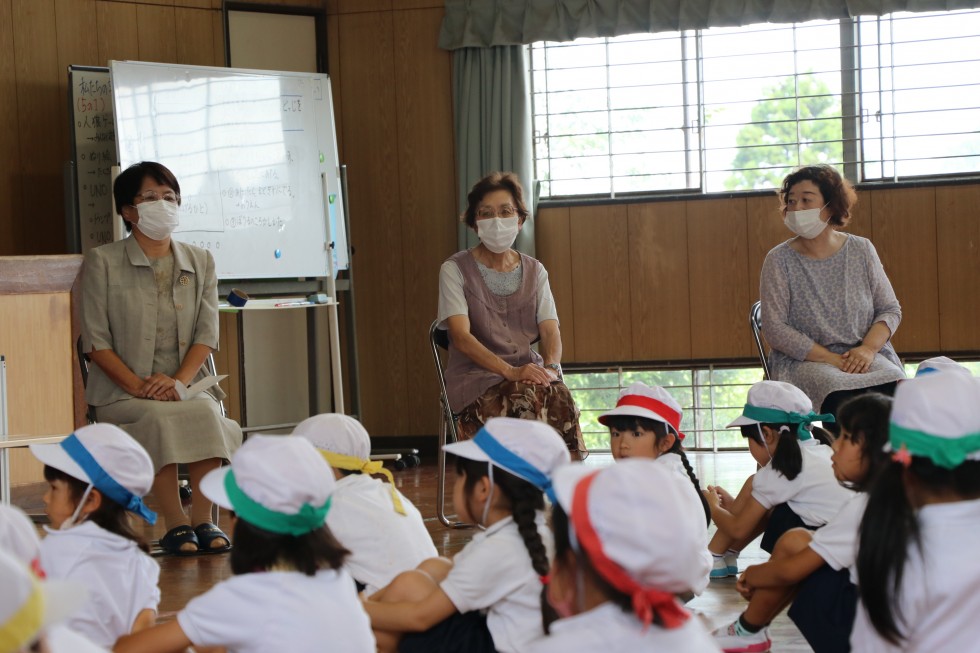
[456, 380, 588, 460]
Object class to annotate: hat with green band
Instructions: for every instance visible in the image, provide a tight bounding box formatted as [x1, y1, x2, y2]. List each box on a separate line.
[200, 435, 336, 536]
[726, 380, 833, 440]
[886, 371, 980, 469]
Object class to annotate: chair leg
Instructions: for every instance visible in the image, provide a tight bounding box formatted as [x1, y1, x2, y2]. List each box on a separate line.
[436, 406, 470, 529]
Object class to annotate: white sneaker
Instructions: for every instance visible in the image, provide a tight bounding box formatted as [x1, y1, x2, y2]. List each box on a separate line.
[724, 550, 739, 575]
[712, 621, 771, 653]
[709, 555, 732, 578]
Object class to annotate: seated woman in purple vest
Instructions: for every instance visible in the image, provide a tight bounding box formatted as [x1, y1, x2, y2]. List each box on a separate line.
[437, 172, 586, 459]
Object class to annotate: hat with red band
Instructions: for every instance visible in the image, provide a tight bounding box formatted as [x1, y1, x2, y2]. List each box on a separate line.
[551, 459, 710, 628]
[597, 382, 686, 440]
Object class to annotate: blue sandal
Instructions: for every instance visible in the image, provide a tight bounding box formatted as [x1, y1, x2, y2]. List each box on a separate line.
[159, 525, 200, 556]
[194, 523, 232, 553]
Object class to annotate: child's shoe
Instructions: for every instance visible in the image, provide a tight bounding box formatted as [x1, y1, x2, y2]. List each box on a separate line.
[710, 554, 732, 578]
[712, 620, 771, 653]
[724, 549, 739, 575]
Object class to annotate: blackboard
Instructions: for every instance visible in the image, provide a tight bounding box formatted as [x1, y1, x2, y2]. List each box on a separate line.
[107, 60, 348, 280]
[68, 66, 116, 254]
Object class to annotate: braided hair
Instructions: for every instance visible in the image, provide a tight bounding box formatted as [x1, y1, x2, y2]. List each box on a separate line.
[604, 415, 711, 526]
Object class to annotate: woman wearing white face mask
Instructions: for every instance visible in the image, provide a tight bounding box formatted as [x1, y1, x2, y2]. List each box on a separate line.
[759, 165, 905, 433]
[437, 172, 586, 458]
[80, 161, 242, 556]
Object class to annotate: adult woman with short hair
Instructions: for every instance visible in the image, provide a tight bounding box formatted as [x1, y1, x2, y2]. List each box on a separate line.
[760, 165, 905, 425]
[437, 172, 586, 458]
[81, 161, 242, 554]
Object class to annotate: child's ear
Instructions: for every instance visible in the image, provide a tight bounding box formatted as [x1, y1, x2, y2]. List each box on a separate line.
[82, 488, 103, 516]
[659, 431, 677, 454]
[760, 425, 779, 446]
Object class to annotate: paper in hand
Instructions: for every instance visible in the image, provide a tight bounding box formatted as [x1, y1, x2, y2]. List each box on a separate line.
[175, 375, 227, 401]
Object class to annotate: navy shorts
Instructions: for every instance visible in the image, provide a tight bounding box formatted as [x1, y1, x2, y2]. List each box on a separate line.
[788, 564, 857, 653]
[760, 503, 816, 553]
[399, 611, 495, 653]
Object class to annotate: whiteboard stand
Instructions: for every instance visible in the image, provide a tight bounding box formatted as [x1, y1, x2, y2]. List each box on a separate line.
[1, 356, 10, 505]
[337, 164, 362, 420]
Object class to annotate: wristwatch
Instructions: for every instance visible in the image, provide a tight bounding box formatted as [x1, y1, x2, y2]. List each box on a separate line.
[545, 363, 562, 379]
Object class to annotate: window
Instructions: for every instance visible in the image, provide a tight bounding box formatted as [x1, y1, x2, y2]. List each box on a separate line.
[565, 366, 764, 452]
[530, 9, 980, 199]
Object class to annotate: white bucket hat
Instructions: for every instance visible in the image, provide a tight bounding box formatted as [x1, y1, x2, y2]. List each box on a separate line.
[293, 414, 406, 515]
[726, 380, 832, 440]
[201, 434, 336, 536]
[597, 382, 686, 440]
[888, 371, 980, 469]
[550, 459, 704, 629]
[915, 356, 972, 378]
[29, 423, 156, 524]
[0, 505, 41, 571]
[0, 549, 87, 653]
[443, 417, 570, 502]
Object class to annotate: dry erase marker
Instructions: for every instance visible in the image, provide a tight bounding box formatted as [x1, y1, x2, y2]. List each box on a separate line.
[274, 301, 313, 307]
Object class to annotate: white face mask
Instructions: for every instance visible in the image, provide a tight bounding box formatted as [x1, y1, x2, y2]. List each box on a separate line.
[783, 204, 829, 239]
[477, 217, 519, 253]
[134, 200, 180, 240]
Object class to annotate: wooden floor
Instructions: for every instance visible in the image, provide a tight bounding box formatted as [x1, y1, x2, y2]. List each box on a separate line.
[17, 451, 813, 651]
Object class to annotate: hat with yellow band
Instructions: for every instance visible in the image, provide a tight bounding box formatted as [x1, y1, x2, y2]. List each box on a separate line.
[0, 550, 86, 653]
[200, 435, 336, 536]
[293, 414, 406, 515]
[887, 371, 980, 469]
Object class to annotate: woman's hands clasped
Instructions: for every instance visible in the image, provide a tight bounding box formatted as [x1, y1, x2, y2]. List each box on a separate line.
[841, 344, 876, 374]
[138, 372, 181, 401]
[504, 363, 559, 386]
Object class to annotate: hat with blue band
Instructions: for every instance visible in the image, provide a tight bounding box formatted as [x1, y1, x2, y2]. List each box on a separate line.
[443, 417, 570, 502]
[29, 423, 157, 525]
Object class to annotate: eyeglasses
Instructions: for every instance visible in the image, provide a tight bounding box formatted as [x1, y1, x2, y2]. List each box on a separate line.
[476, 205, 518, 219]
[135, 189, 180, 204]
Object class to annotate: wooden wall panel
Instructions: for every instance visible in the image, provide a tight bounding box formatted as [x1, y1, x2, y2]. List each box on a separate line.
[627, 201, 691, 361]
[176, 7, 218, 65]
[326, 13, 343, 159]
[136, 4, 177, 63]
[211, 8, 225, 66]
[329, 0, 392, 14]
[97, 2, 139, 64]
[392, 7, 456, 435]
[568, 205, 632, 362]
[846, 191, 874, 241]
[936, 185, 980, 352]
[745, 194, 785, 302]
[0, 0, 22, 256]
[536, 207, 575, 361]
[12, 0, 62, 255]
[870, 187, 940, 353]
[337, 10, 407, 435]
[687, 198, 753, 359]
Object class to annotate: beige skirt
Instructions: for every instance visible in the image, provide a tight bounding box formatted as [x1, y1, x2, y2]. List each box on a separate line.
[95, 394, 242, 473]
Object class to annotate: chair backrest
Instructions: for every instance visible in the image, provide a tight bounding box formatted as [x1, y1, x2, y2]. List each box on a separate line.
[428, 319, 460, 428]
[750, 301, 772, 380]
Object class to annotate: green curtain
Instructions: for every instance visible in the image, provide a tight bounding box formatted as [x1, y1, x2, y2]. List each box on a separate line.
[439, 0, 980, 49]
[452, 46, 536, 255]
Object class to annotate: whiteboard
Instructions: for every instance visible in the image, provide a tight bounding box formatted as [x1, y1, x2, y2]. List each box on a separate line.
[109, 60, 348, 279]
[68, 66, 116, 254]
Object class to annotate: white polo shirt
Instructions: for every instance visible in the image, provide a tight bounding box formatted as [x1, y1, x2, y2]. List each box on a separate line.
[655, 453, 711, 595]
[752, 440, 851, 527]
[809, 491, 866, 584]
[178, 568, 375, 653]
[528, 601, 721, 653]
[441, 514, 552, 653]
[39, 521, 160, 648]
[850, 498, 980, 653]
[47, 624, 110, 652]
[328, 473, 437, 595]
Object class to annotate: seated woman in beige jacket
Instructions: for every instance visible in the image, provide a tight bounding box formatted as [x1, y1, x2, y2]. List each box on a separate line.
[81, 161, 242, 555]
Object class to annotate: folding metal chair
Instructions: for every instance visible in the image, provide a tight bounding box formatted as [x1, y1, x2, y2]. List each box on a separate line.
[750, 301, 771, 380]
[428, 319, 471, 529]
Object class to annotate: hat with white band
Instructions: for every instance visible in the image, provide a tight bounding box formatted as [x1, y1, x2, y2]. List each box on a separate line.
[201, 434, 335, 536]
[726, 380, 832, 440]
[598, 382, 687, 440]
[29, 423, 156, 524]
[887, 371, 980, 469]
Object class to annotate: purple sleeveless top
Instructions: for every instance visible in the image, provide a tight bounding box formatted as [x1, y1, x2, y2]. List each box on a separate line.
[444, 250, 543, 412]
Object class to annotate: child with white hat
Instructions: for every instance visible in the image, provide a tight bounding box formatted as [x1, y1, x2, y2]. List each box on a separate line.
[364, 417, 571, 653]
[29, 423, 160, 648]
[293, 413, 437, 595]
[531, 459, 720, 652]
[114, 434, 375, 653]
[914, 355, 973, 377]
[0, 507, 107, 652]
[705, 381, 849, 599]
[0, 549, 104, 653]
[852, 371, 980, 652]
